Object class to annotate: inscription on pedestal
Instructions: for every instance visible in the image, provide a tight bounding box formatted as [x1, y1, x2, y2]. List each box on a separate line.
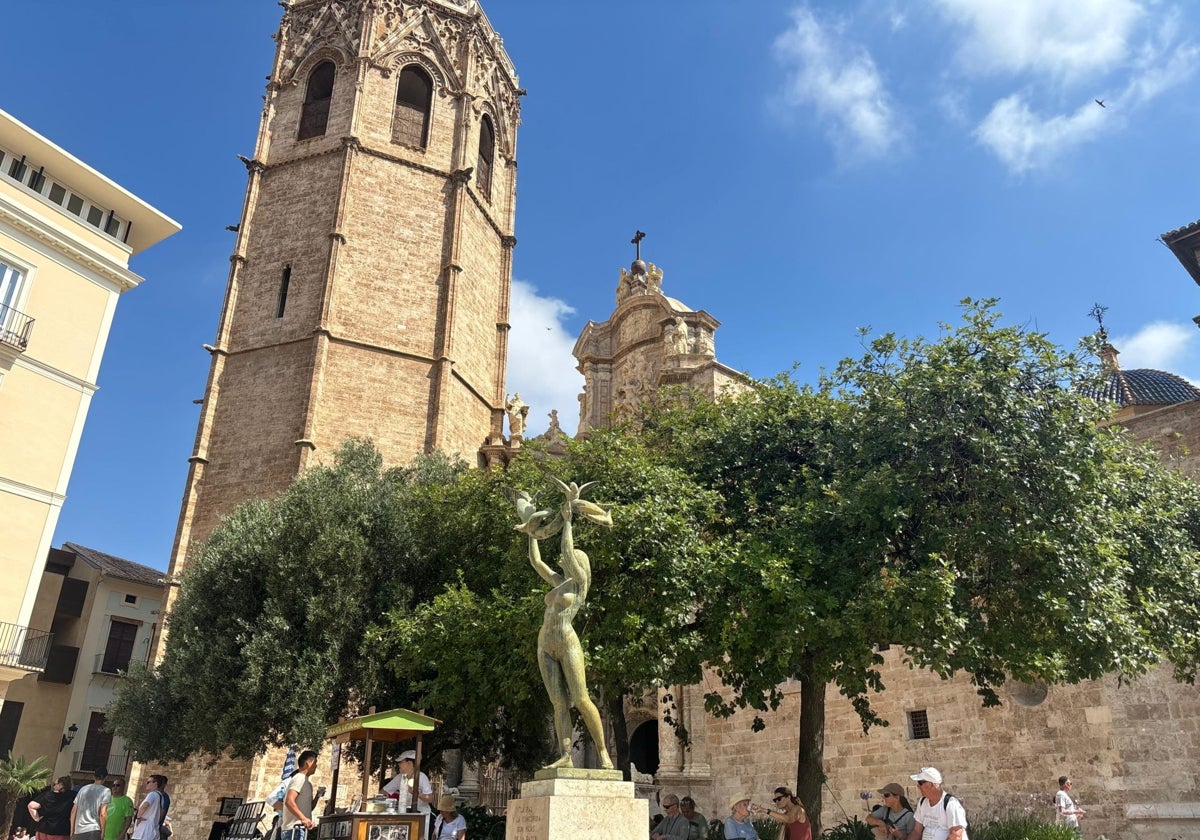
[508, 804, 547, 840]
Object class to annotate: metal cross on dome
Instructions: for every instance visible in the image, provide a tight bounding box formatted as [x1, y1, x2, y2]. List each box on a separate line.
[631, 230, 646, 261]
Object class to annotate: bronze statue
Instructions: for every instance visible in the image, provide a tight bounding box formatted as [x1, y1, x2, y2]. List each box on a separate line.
[512, 478, 614, 770]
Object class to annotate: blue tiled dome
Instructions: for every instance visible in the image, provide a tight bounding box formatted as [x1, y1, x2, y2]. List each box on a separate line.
[1081, 367, 1200, 407]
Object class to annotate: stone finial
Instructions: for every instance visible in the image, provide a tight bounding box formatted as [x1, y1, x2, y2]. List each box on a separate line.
[1099, 343, 1120, 371]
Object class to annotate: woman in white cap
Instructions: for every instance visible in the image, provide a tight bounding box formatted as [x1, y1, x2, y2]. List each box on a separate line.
[724, 795, 758, 840]
[866, 783, 914, 840]
[432, 795, 465, 840]
[380, 751, 433, 815]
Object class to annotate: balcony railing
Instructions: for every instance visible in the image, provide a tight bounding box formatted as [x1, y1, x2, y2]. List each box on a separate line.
[72, 750, 127, 775]
[0, 302, 34, 352]
[93, 654, 131, 676]
[0, 621, 53, 672]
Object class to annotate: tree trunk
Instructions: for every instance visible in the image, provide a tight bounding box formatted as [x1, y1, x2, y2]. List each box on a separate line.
[0, 792, 16, 840]
[605, 691, 631, 780]
[796, 666, 826, 836]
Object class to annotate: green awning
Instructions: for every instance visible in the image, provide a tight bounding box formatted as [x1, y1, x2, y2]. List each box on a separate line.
[325, 707, 441, 743]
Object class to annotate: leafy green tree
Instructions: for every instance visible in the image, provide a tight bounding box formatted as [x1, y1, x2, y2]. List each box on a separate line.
[0, 752, 51, 839]
[110, 441, 481, 761]
[642, 301, 1200, 832]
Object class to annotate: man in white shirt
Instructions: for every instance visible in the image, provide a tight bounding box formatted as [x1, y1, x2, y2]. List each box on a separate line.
[282, 751, 319, 840]
[1055, 776, 1084, 835]
[133, 775, 169, 840]
[905, 767, 968, 840]
[381, 751, 433, 815]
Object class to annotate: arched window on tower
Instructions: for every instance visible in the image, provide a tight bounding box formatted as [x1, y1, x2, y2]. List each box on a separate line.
[477, 115, 495, 200]
[392, 65, 433, 148]
[298, 61, 336, 140]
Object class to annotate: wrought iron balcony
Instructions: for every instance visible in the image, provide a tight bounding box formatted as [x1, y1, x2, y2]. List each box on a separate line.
[0, 621, 53, 672]
[0, 302, 34, 352]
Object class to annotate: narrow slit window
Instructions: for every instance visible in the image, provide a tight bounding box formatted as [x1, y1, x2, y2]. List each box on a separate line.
[477, 115, 495, 200]
[276, 264, 291, 318]
[392, 65, 433, 148]
[298, 61, 336, 140]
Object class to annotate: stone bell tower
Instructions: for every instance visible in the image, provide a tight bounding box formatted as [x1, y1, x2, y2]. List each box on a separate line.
[148, 1, 520, 823]
[168, 0, 521, 585]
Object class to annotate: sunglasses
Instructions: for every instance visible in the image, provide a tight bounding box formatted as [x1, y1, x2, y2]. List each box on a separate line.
[882, 793, 896, 798]
[772, 796, 784, 803]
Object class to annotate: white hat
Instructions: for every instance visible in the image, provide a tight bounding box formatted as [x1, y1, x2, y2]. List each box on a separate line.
[910, 767, 943, 785]
[729, 794, 752, 811]
[396, 750, 417, 763]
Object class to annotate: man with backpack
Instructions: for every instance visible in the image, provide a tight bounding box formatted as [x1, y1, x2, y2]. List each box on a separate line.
[906, 767, 968, 840]
[132, 776, 169, 840]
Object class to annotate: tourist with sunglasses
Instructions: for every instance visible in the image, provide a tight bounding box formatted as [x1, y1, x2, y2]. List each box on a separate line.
[907, 767, 968, 840]
[866, 783, 914, 840]
[761, 787, 811, 840]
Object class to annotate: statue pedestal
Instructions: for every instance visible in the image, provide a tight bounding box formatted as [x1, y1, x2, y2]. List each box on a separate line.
[507, 769, 648, 840]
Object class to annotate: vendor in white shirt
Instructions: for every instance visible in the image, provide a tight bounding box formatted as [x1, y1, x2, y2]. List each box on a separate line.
[381, 751, 433, 815]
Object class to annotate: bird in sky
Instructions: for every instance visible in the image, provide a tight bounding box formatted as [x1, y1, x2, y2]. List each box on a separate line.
[1095, 98, 1106, 108]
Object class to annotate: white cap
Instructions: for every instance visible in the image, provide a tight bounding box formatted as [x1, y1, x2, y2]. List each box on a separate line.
[397, 750, 417, 763]
[910, 767, 943, 785]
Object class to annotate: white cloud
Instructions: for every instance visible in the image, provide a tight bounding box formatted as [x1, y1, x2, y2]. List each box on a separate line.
[950, 2, 1200, 174]
[973, 94, 1106, 175]
[1122, 10, 1200, 106]
[505, 280, 584, 437]
[772, 8, 902, 162]
[933, 0, 1144, 81]
[1111, 322, 1197, 373]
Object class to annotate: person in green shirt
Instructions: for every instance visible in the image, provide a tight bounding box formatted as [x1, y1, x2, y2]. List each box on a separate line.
[101, 780, 134, 840]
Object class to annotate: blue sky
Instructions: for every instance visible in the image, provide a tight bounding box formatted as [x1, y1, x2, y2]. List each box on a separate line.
[7, 0, 1200, 571]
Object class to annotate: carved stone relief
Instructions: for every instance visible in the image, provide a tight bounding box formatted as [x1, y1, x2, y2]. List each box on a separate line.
[281, 1, 362, 82]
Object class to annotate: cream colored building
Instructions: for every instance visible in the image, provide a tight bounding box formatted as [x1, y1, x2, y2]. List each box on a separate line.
[1, 543, 165, 782]
[0, 107, 178, 749]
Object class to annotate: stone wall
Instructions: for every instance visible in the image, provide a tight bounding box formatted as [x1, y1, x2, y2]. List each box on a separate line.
[663, 650, 1200, 840]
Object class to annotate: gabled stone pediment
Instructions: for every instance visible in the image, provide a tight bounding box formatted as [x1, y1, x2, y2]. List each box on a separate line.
[370, 5, 465, 91]
[280, 0, 362, 83]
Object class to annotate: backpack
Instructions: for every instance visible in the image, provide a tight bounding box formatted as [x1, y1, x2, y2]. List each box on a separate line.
[157, 792, 172, 840]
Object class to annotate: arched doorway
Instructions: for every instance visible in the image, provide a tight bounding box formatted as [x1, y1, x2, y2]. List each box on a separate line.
[629, 719, 660, 776]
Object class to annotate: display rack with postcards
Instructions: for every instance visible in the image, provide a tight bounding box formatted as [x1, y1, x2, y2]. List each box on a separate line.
[223, 800, 268, 840]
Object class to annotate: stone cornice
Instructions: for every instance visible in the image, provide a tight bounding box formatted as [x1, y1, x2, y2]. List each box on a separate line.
[12, 348, 101, 394]
[0, 201, 143, 293]
[256, 139, 513, 245]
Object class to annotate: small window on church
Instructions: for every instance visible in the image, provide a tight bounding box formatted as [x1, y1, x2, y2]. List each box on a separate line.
[298, 61, 336, 141]
[392, 65, 433, 149]
[276, 264, 291, 319]
[907, 709, 930, 740]
[477, 115, 495, 200]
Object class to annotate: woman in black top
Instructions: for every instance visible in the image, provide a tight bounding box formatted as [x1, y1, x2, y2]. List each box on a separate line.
[28, 776, 76, 840]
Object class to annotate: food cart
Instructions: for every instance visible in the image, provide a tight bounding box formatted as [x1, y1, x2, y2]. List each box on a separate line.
[320, 708, 441, 840]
